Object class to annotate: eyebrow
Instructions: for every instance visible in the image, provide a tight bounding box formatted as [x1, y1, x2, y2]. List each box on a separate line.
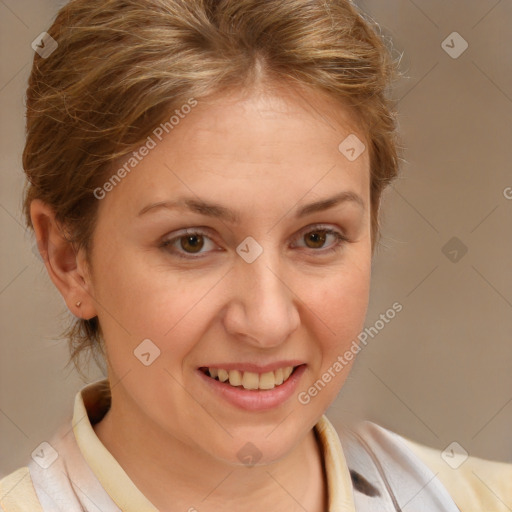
[137, 191, 365, 222]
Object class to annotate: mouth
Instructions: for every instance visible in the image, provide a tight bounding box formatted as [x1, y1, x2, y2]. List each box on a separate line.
[200, 366, 299, 391]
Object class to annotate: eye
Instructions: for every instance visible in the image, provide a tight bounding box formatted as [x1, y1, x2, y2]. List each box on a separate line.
[180, 233, 206, 253]
[160, 229, 220, 259]
[304, 230, 328, 249]
[292, 225, 348, 253]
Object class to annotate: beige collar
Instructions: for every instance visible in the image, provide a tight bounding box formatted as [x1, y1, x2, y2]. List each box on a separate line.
[73, 379, 356, 511]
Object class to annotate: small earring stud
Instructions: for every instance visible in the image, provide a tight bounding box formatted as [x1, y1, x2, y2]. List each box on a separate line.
[76, 301, 82, 307]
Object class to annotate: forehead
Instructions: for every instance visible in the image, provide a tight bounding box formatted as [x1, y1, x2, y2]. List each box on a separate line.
[181, 86, 366, 163]
[99, 85, 370, 218]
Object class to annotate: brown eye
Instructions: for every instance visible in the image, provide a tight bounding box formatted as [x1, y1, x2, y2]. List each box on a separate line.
[292, 226, 348, 254]
[180, 234, 205, 253]
[161, 229, 220, 259]
[304, 230, 327, 249]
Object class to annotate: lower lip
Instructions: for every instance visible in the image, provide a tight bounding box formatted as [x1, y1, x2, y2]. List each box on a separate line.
[198, 365, 306, 411]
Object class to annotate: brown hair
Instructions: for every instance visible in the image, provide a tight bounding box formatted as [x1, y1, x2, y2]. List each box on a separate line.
[23, 0, 402, 373]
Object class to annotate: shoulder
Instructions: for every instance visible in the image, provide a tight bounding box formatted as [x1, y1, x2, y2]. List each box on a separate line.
[402, 435, 512, 512]
[0, 467, 43, 512]
[335, 420, 460, 510]
[339, 419, 512, 512]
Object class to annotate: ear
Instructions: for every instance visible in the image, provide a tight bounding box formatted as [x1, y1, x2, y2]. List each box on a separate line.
[30, 199, 97, 320]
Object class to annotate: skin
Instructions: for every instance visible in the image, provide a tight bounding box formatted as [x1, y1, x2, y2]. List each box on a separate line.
[31, 84, 372, 511]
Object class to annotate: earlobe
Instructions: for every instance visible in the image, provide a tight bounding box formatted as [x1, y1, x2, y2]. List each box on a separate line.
[30, 199, 98, 320]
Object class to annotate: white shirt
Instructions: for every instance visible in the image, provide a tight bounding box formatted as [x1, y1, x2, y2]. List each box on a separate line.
[1, 379, 511, 511]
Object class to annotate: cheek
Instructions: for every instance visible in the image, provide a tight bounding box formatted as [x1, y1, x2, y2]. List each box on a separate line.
[297, 255, 370, 398]
[301, 265, 371, 398]
[91, 248, 226, 363]
[333, 271, 370, 333]
[301, 258, 371, 339]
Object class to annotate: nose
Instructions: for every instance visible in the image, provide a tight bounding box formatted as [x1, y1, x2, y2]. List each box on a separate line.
[222, 257, 301, 349]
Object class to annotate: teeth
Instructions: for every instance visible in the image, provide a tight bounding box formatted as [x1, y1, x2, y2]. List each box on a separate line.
[259, 371, 276, 390]
[229, 370, 242, 387]
[242, 371, 259, 390]
[207, 366, 295, 390]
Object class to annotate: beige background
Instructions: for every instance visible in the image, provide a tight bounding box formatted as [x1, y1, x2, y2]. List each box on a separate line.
[1, 0, 511, 477]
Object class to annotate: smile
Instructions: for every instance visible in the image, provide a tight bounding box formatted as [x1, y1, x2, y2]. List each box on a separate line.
[201, 366, 296, 391]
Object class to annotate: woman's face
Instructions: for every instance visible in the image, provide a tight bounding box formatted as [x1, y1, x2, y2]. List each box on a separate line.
[88, 85, 372, 465]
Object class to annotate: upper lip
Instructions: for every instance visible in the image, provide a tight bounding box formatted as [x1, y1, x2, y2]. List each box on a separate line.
[199, 361, 305, 373]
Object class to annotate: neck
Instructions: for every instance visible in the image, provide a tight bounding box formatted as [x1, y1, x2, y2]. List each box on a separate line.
[93, 389, 327, 512]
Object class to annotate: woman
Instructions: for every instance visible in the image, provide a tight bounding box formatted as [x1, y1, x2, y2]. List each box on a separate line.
[1, 0, 510, 510]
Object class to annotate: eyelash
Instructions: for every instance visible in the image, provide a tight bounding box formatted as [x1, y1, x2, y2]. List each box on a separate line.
[159, 225, 349, 261]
